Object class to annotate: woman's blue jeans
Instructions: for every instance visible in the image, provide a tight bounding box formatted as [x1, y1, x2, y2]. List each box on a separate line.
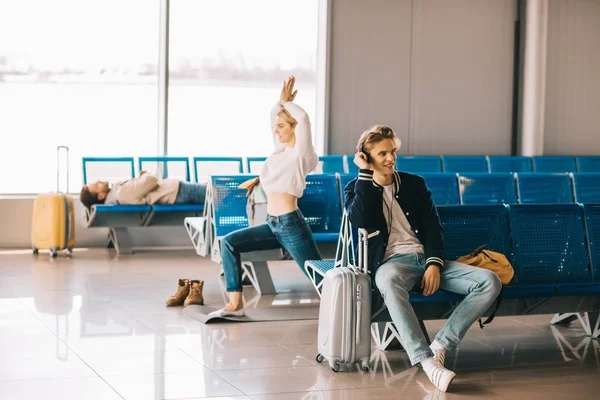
[221, 209, 322, 292]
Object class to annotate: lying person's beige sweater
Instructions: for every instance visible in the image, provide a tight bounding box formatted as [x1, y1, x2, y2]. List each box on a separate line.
[105, 173, 180, 205]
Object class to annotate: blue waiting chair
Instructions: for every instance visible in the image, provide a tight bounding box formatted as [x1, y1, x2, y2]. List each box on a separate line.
[318, 155, 346, 174]
[458, 173, 517, 205]
[488, 156, 533, 173]
[532, 156, 577, 173]
[82, 157, 135, 185]
[396, 156, 443, 173]
[300, 175, 342, 242]
[442, 156, 489, 173]
[246, 157, 267, 174]
[193, 157, 243, 183]
[576, 156, 600, 173]
[510, 204, 590, 284]
[138, 157, 190, 181]
[573, 173, 600, 204]
[584, 204, 600, 281]
[420, 173, 460, 206]
[517, 173, 574, 204]
[438, 205, 514, 267]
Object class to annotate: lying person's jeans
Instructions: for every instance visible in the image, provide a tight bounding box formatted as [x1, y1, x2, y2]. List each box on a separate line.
[220, 209, 322, 292]
[174, 182, 207, 204]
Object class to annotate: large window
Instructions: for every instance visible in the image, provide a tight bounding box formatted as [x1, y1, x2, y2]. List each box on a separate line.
[0, 0, 159, 193]
[167, 0, 319, 157]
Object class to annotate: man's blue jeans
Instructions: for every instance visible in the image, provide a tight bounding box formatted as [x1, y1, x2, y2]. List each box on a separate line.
[375, 253, 502, 365]
[174, 182, 207, 204]
[221, 209, 322, 292]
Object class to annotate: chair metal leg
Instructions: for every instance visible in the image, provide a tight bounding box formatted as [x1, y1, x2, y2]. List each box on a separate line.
[371, 322, 404, 351]
[108, 228, 133, 255]
[241, 261, 276, 295]
[550, 313, 579, 325]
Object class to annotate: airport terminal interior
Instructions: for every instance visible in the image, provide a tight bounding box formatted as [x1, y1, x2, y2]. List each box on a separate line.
[1, 1, 600, 399]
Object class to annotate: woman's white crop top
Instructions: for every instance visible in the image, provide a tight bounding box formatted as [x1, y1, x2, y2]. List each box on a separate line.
[259, 101, 319, 198]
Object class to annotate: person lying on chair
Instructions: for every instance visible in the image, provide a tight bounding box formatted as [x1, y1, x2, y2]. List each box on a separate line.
[79, 171, 206, 210]
[344, 125, 501, 393]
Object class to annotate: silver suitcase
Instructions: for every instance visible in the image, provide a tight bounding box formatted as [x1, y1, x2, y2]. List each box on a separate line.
[316, 229, 378, 372]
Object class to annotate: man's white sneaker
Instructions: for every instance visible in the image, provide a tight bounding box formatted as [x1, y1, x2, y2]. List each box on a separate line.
[421, 357, 456, 392]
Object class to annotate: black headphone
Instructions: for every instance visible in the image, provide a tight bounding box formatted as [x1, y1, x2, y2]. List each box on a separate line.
[361, 143, 371, 163]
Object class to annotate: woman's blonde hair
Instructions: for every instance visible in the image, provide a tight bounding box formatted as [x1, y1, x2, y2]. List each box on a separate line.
[277, 109, 298, 128]
[356, 125, 401, 154]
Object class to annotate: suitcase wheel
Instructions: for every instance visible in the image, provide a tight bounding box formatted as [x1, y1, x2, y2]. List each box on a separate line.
[32, 246, 39, 255]
[331, 361, 340, 372]
[361, 362, 370, 372]
[50, 247, 58, 258]
[66, 248, 73, 257]
[315, 354, 324, 363]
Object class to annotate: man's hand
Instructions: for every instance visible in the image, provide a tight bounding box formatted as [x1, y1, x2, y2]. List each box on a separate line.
[421, 265, 440, 296]
[280, 76, 298, 103]
[353, 152, 371, 170]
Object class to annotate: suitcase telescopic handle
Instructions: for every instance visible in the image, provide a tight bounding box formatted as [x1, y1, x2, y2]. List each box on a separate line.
[57, 146, 69, 193]
[357, 228, 379, 274]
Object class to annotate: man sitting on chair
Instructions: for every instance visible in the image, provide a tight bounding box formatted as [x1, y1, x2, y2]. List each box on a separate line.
[79, 171, 206, 210]
[344, 125, 501, 393]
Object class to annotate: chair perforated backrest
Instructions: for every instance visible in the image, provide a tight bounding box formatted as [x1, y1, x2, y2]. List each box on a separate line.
[438, 204, 514, 271]
[420, 173, 461, 206]
[139, 157, 190, 181]
[488, 156, 533, 173]
[246, 157, 267, 174]
[573, 173, 600, 204]
[396, 156, 443, 173]
[82, 157, 135, 185]
[194, 157, 243, 183]
[532, 156, 576, 173]
[317, 156, 345, 174]
[459, 173, 517, 205]
[509, 204, 590, 283]
[299, 174, 342, 235]
[442, 156, 489, 173]
[517, 173, 574, 204]
[576, 156, 600, 173]
[211, 175, 257, 236]
[584, 204, 600, 281]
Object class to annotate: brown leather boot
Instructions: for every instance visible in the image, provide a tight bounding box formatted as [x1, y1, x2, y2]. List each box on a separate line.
[166, 279, 190, 306]
[184, 280, 204, 307]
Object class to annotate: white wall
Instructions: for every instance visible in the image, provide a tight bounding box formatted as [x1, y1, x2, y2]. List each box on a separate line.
[327, 0, 517, 156]
[544, 0, 600, 155]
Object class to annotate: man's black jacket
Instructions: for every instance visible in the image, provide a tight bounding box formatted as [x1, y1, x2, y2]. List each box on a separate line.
[344, 169, 446, 277]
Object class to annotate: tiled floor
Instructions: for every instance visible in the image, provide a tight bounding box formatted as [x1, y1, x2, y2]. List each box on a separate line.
[1, 248, 599, 399]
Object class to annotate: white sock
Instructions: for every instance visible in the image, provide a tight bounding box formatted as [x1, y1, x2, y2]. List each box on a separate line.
[430, 340, 446, 352]
[430, 340, 447, 366]
[420, 357, 456, 393]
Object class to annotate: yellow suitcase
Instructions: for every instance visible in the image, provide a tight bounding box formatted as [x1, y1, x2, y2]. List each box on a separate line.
[31, 146, 75, 258]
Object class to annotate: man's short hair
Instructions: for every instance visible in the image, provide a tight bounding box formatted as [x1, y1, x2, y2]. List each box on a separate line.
[79, 186, 104, 210]
[356, 125, 401, 155]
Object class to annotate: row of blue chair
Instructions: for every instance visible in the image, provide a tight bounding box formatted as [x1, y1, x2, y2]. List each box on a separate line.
[305, 203, 600, 348]
[340, 172, 600, 207]
[308, 203, 600, 286]
[248, 155, 600, 175]
[209, 174, 342, 245]
[82, 155, 600, 185]
[348, 155, 600, 174]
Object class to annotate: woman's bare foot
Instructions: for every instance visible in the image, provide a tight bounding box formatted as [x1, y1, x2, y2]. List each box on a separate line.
[223, 292, 244, 311]
[222, 302, 244, 312]
[208, 291, 246, 318]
